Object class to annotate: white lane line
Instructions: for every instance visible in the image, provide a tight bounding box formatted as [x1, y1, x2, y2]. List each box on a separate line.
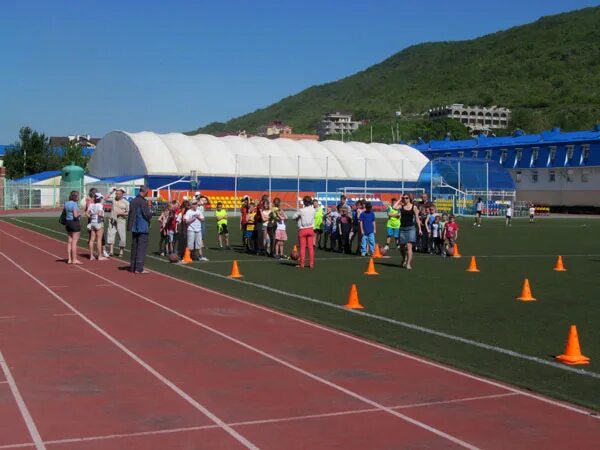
[0, 251, 258, 450]
[0, 350, 45, 450]
[0, 236, 479, 449]
[4, 220, 599, 417]
[52, 313, 77, 317]
[0, 393, 518, 449]
[47, 286, 68, 289]
[0, 380, 9, 384]
[0, 316, 16, 320]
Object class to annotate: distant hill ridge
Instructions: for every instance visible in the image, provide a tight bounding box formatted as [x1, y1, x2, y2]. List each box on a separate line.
[194, 6, 600, 142]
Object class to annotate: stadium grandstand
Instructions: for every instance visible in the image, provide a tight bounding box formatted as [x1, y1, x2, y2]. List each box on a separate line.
[413, 125, 600, 207]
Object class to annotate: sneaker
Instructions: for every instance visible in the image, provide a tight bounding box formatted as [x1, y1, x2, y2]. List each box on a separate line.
[199, 257, 209, 261]
[102, 249, 110, 258]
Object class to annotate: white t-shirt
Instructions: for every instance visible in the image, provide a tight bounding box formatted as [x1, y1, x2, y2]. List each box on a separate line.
[476, 201, 483, 212]
[184, 209, 204, 232]
[276, 219, 286, 231]
[87, 203, 104, 224]
[432, 222, 440, 238]
[529, 207, 535, 216]
[506, 207, 512, 217]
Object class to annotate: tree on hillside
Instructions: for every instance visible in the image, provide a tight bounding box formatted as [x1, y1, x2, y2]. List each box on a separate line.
[4, 127, 61, 179]
[60, 141, 91, 169]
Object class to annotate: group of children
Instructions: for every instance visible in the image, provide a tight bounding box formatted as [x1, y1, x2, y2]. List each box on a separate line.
[409, 205, 460, 256]
[240, 195, 289, 258]
[153, 192, 463, 262]
[157, 194, 232, 262]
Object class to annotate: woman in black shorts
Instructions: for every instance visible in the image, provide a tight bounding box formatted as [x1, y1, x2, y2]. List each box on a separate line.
[63, 191, 82, 264]
[393, 195, 422, 270]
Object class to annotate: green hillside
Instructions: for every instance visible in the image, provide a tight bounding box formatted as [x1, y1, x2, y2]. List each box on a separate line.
[194, 6, 600, 142]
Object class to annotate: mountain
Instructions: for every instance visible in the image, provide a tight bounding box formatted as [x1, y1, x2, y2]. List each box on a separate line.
[193, 6, 600, 142]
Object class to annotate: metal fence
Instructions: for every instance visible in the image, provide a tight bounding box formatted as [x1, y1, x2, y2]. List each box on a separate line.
[1, 179, 139, 211]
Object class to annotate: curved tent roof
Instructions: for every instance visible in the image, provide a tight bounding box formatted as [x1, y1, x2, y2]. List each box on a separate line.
[88, 131, 429, 181]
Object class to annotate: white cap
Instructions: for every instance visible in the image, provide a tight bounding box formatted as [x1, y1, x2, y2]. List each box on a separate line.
[195, 191, 200, 196]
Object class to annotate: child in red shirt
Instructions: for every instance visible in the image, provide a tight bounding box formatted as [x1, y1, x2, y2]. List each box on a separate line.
[443, 214, 459, 255]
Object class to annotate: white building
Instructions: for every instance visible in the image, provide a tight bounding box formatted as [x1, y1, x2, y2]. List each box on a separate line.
[317, 112, 361, 137]
[428, 104, 511, 132]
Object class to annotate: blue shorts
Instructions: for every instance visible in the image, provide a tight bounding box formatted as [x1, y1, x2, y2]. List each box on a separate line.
[387, 227, 400, 238]
[244, 230, 253, 239]
[399, 226, 416, 245]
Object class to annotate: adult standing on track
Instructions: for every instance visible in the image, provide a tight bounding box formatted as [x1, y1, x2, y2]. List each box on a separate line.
[127, 186, 153, 274]
[293, 195, 316, 269]
[106, 188, 129, 257]
[394, 194, 422, 270]
[63, 190, 82, 265]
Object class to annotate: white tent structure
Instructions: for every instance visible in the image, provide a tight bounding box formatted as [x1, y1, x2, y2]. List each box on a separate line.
[88, 131, 428, 181]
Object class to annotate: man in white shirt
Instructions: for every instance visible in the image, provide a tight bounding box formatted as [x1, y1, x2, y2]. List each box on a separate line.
[184, 200, 208, 261]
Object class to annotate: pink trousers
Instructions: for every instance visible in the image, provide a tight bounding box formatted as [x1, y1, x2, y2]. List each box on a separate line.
[298, 228, 315, 268]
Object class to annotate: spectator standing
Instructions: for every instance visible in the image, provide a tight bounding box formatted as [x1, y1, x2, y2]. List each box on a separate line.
[184, 200, 208, 261]
[127, 186, 153, 273]
[106, 188, 129, 257]
[293, 196, 316, 268]
[63, 191, 82, 265]
[86, 192, 107, 260]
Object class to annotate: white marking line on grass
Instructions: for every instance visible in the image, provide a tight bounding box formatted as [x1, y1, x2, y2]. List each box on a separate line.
[0, 393, 517, 449]
[0, 233, 478, 450]
[0, 350, 45, 450]
[0, 252, 258, 450]
[5, 220, 600, 418]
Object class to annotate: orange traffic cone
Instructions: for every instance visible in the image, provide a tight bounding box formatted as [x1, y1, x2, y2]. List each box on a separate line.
[553, 256, 567, 272]
[373, 244, 383, 259]
[364, 258, 379, 275]
[516, 278, 536, 302]
[344, 284, 364, 309]
[466, 256, 479, 272]
[229, 260, 243, 278]
[181, 248, 193, 264]
[453, 243, 462, 258]
[556, 325, 590, 365]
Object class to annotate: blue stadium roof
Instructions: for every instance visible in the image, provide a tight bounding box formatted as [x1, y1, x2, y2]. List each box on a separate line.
[12, 170, 61, 184]
[413, 125, 600, 152]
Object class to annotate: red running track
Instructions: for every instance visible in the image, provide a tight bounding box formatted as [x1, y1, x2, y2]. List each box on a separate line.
[0, 220, 598, 449]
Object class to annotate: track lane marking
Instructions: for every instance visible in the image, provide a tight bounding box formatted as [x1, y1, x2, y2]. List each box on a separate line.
[0, 350, 45, 450]
[0, 393, 519, 449]
[3, 219, 599, 417]
[0, 251, 258, 450]
[0, 229, 479, 449]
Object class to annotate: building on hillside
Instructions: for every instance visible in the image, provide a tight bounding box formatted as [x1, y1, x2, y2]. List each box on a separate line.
[216, 130, 248, 138]
[50, 134, 100, 148]
[427, 104, 511, 133]
[257, 121, 292, 137]
[267, 133, 319, 141]
[412, 125, 600, 206]
[317, 112, 360, 137]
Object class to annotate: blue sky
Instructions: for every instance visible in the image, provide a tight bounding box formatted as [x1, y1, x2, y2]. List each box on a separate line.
[1, 0, 598, 143]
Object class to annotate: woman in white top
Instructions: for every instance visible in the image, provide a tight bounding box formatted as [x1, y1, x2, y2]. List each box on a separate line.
[293, 196, 316, 268]
[86, 192, 107, 260]
[184, 201, 208, 261]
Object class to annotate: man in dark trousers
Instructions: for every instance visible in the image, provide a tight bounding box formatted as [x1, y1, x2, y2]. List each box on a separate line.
[127, 186, 153, 273]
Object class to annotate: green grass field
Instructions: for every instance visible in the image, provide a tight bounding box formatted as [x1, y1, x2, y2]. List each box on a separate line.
[4, 214, 600, 411]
